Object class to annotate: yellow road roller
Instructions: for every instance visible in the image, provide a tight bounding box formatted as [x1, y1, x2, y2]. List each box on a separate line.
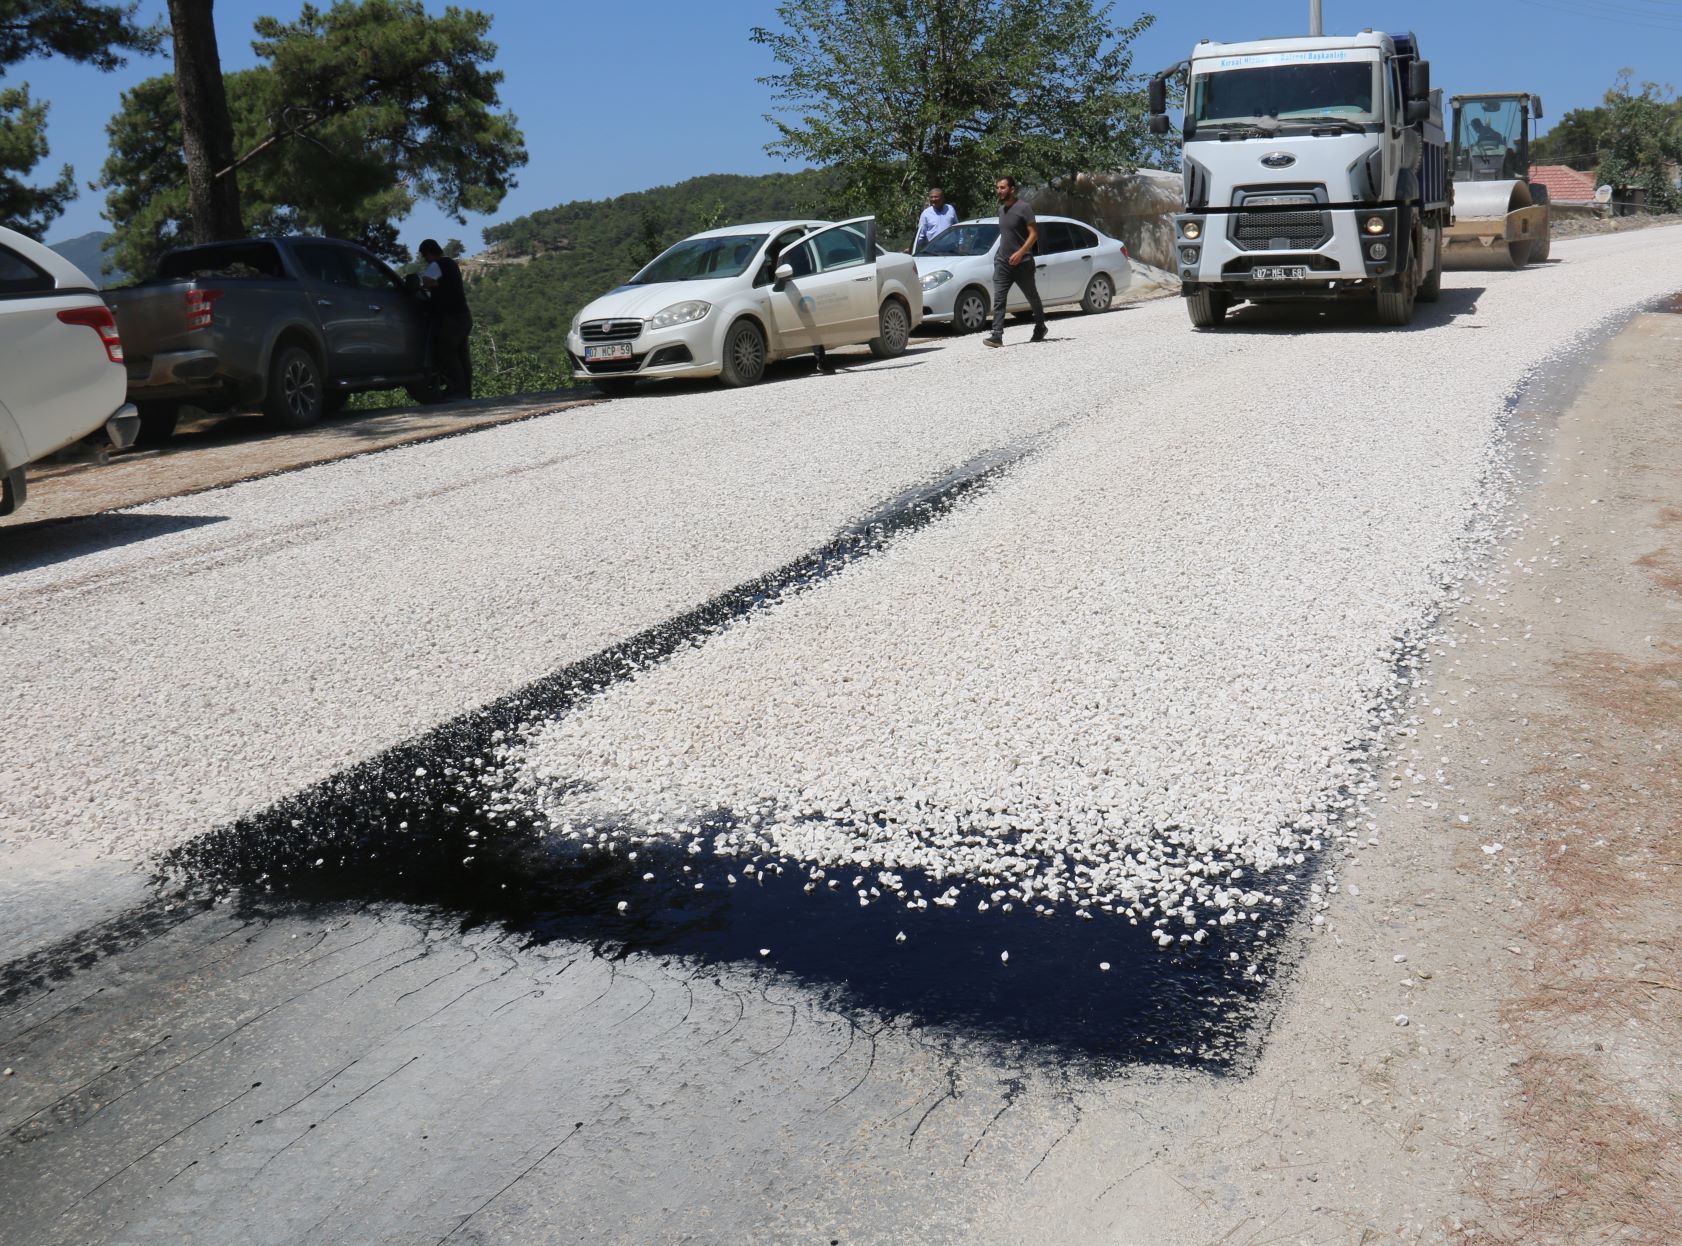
[1444, 92, 1551, 269]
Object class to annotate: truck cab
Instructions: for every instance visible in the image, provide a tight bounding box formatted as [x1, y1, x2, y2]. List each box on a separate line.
[1148, 30, 1449, 327]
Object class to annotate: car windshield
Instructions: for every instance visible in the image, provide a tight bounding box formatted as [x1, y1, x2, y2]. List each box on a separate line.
[918, 223, 999, 257]
[629, 234, 769, 284]
[1192, 59, 1378, 130]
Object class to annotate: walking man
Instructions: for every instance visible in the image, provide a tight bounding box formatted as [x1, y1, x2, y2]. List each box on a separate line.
[984, 176, 1046, 348]
[912, 187, 958, 253]
[418, 238, 473, 400]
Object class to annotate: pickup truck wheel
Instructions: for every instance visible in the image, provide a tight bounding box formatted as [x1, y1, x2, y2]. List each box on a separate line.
[953, 287, 989, 333]
[264, 345, 326, 429]
[133, 402, 179, 447]
[868, 298, 910, 358]
[1186, 287, 1227, 328]
[1080, 273, 1115, 313]
[718, 319, 767, 387]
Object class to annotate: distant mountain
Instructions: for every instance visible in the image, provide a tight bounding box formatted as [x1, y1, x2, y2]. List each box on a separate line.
[470, 170, 843, 369]
[48, 231, 126, 286]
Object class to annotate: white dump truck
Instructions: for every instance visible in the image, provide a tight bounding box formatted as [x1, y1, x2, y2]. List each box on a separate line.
[1147, 29, 1450, 327]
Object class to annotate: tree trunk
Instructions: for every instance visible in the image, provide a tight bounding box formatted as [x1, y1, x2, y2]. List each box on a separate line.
[166, 0, 244, 243]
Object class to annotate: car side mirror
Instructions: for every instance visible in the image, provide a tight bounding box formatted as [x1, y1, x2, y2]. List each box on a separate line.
[774, 263, 794, 282]
[403, 272, 421, 294]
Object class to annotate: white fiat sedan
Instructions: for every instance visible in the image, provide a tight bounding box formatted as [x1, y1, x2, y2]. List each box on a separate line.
[1, 224, 138, 516]
[566, 218, 922, 392]
[914, 215, 1134, 333]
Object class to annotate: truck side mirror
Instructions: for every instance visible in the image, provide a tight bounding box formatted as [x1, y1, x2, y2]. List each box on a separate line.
[1147, 77, 1167, 116]
[1405, 98, 1430, 125]
[1530, 95, 1544, 119]
[1149, 113, 1171, 136]
[1408, 60, 1430, 101]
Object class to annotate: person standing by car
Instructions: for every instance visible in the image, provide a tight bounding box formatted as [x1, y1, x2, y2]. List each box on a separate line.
[418, 238, 473, 399]
[984, 176, 1046, 348]
[912, 188, 958, 253]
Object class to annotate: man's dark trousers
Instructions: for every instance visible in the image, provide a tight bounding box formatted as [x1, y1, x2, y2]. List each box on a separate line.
[990, 258, 1046, 339]
[435, 312, 474, 399]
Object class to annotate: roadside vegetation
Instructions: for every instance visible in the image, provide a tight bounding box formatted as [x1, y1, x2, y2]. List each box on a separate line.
[1533, 71, 1682, 213]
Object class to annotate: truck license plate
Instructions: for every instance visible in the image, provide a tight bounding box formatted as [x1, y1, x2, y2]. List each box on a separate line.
[585, 343, 633, 361]
[1252, 266, 1311, 281]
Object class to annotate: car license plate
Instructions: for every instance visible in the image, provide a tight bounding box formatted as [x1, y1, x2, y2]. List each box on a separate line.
[1252, 266, 1311, 281]
[584, 342, 633, 361]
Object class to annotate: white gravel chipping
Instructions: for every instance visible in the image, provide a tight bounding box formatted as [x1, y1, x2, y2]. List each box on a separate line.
[4, 228, 1682, 942]
[492, 228, 1682, 935]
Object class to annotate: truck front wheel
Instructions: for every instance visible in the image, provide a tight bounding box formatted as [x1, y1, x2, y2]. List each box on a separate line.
[1376, 231, 1421, 326]
[264, 344, 326, 429]
[1186, 287, 1227, 328]
[1418, 225, 1444, 304]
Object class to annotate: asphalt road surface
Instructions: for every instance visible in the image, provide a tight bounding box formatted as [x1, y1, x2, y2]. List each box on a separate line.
[4, 228, 1682, 1245]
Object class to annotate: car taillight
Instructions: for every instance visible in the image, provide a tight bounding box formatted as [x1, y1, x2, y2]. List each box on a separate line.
[57, 305, 125, 364]
[186, 288, 224, 329]
[1120, 242, 1130, 258]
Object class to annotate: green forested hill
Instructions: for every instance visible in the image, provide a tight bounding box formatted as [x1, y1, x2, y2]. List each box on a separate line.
[468, 169, 844, 369]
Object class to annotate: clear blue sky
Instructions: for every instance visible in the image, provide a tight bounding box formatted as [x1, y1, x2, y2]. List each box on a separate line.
[15, 0, 1680, 248]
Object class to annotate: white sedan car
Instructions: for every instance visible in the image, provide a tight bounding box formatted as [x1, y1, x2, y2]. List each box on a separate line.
[1, 225, 138, 515]
[566, 218, 922, 392]
[915, 215, 1134, 333]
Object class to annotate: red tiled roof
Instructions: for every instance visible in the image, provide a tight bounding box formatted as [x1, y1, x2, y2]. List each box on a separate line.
[1530, 164, 1598, 202]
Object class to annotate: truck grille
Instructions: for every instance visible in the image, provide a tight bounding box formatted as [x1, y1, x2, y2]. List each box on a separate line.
[1230, 210, 1331, 252]
[581, 318, 642, 343]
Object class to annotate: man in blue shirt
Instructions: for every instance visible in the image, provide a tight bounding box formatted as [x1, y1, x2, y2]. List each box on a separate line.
[913, 188, 959, 253]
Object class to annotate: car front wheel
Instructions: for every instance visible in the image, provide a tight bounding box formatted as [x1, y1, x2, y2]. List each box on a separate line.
[868, 299, 911, 358]
[953, 286, 989, 333]
[718, 319, 767, 387]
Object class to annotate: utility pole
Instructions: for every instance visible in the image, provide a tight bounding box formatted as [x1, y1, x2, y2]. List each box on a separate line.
[1309, 0, 1323, 35]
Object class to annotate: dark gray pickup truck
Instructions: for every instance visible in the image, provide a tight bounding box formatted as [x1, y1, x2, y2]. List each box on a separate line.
[104, 236, 443, 442]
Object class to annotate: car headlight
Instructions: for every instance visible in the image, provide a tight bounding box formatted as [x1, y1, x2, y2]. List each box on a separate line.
[920, 269, 953, 291]
[570, 311, 583, 336]
[647, 300, 711, 330]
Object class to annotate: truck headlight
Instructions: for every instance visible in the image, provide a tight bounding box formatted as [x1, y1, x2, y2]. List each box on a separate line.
[648, 300, 711, 330]
[920, 269, 953, 291]
[1182, 220, 1202, 240]
[1364, 215, 1387, 235]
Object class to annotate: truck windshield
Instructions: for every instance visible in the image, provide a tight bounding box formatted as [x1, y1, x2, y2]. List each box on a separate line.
[1191, 60, 1378, 131]
[917, 223, 999, 257]
[630, 234, 769, 285]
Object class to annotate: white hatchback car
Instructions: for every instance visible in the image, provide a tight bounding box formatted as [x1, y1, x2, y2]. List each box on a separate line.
[1, 225, 138, 515]
[915, 216, 1133, 333]
[566, 218, 922, 392]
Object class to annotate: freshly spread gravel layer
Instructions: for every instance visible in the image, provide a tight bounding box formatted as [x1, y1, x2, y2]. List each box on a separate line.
[497, 228, 1682, 937]
[4, 228, 1680, 907]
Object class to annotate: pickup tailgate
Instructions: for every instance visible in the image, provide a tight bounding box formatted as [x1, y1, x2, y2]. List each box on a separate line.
[103, 282, 207, 372]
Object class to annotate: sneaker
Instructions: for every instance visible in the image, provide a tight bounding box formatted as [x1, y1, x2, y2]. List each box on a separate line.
[1030, 327, 1048, 343]
[982, 336, 1002, 349]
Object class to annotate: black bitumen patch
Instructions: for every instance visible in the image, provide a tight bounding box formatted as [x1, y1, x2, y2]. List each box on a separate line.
[154, 441, 1294, 1073]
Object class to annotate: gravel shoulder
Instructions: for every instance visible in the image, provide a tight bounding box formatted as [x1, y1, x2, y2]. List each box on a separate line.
[983, 291, 1682, 1244]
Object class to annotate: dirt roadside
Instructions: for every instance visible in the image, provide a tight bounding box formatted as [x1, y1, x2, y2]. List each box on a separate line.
[0, 390, 593, 529]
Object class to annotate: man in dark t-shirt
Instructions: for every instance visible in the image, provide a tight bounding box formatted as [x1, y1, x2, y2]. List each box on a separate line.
[418, 238, 473, 399]
[984, 176, 1047, 348]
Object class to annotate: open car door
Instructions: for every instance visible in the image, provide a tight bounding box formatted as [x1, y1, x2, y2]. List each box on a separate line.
[768, 217, 879, 350]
